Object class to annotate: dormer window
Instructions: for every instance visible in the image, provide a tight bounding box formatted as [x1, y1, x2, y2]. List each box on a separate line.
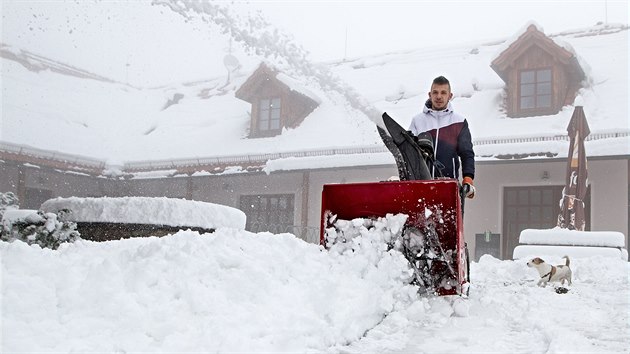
[258, 98, 281, 132]
[491, 24, 586, 118]
[235, 63, 320, 138]
[519, 68, 552, 110]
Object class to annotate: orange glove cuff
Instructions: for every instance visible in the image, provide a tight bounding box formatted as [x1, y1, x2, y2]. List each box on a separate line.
[463, 176, 474, 185]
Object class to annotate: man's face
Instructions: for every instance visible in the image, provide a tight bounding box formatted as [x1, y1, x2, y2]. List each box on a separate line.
[428, 83, 453, 111]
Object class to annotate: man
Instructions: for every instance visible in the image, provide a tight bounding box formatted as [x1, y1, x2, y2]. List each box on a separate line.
[409, 76, 476, 198]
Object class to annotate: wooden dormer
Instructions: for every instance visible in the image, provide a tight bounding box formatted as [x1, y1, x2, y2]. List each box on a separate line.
[491, 24, 586, 118]
[235, 63, 319, 138]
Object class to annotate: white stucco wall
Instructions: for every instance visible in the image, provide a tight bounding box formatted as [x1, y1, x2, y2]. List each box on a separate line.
[464, 158, 628, 259]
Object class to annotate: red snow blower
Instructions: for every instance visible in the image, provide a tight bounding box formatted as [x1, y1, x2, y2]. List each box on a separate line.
[320, 113, 470, 296]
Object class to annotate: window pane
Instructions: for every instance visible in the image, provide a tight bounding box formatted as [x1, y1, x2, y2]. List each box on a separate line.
[520, 96, 535, 109]
[542, 206, 553, 221]
[258, 116, 269, 130]
[518, 190, 529, 205]
[537, 69, 551, 82]
[269, 120, 279, 130]
[537, 82, 551, 95]
[521, 71, 535, 84]
[506, 190, 517, 205]
[542, 189, 554, 205]
[530, 190, 541, 205]
[258, 97, 270, 131]
[521, 83, 535, 97]
[257, 98, 281, 132]
[517, 207, 529, 220]
[271, 107, 280, 120]
[530, 206, 541, 221]
[241, 194, 295, 233]
[537, 95, 551, 108]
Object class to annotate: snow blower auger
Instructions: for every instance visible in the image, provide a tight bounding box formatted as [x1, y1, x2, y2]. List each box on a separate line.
[320, 112, 470, 296]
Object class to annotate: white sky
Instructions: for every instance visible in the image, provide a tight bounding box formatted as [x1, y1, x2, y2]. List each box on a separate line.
[247, 0, 629, 61]
[2, 0, 628, 86]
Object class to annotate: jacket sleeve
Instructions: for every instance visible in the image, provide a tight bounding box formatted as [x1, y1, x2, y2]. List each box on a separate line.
[457, 119, 475, 179]
[408, 117, 418, 136]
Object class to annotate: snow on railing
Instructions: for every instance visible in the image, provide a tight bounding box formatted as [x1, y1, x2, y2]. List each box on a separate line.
[3, 130, 628, 174]
[0, 142, 106, 170]
[472, 131, 630, 146]
[122, 146, 389, 172]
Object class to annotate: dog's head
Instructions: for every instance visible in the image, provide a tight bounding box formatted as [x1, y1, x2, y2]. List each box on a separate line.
[527, 257, 545, 268]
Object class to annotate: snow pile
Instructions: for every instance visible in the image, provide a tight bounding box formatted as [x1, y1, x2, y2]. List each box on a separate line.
[1, 209, 40, 224]
[1, 228, 418, 352]
[40, 197, 246, 230]
[514, 244, 628, 260]
[1, 228, 629, 352]
[520, 228, 625, 247]
[0, 229, 630, 353]
[513, 228, 628, 260]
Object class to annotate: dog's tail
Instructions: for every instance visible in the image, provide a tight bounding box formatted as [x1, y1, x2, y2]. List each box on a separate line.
[563, 255, 570, 267]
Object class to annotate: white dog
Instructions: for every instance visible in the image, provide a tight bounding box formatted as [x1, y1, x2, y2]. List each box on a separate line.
[527, 256, 572, 287]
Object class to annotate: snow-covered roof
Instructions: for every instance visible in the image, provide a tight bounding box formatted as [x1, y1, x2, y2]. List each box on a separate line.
[1, 0, 628, 174]
[329, 24, 629, 159]
[490, 21, 586, 83]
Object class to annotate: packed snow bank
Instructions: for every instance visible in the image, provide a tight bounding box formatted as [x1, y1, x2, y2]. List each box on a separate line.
[513, 244, 628, 260]
[514, 228, 628, 260]
[0, 227, 418, 353]
[40, 197, 246, 230]
[520, 228, 625, 247]
[2, 231, 629, 352]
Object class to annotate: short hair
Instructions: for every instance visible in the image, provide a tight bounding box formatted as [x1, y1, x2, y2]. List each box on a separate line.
[432, 76, 451, 89]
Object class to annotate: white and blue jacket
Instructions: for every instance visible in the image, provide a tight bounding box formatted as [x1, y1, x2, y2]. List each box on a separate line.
[409, 100, 475, 180]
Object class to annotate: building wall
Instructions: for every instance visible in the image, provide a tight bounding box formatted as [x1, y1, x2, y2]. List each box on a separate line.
[0, 160, 112, 208]
[465, 158, 629, 259]
[0, 161, 19, 194]
[2, 156, 627, 259]
[120, 171, 313, 239]
[588, 159, 628, 234]
[466, 160, 568, 259]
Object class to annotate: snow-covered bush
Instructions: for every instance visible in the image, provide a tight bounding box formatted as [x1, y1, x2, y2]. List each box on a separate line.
[1, 208, 81, 250]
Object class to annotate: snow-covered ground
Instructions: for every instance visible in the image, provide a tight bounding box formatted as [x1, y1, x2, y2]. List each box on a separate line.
[2, 225, 628, 353]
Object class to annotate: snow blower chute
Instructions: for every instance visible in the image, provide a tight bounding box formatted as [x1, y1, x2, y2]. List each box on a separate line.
[320, 112, 470, 296]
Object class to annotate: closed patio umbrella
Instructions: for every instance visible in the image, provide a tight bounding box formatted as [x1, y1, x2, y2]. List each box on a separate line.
[557, 106, 590, 231]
